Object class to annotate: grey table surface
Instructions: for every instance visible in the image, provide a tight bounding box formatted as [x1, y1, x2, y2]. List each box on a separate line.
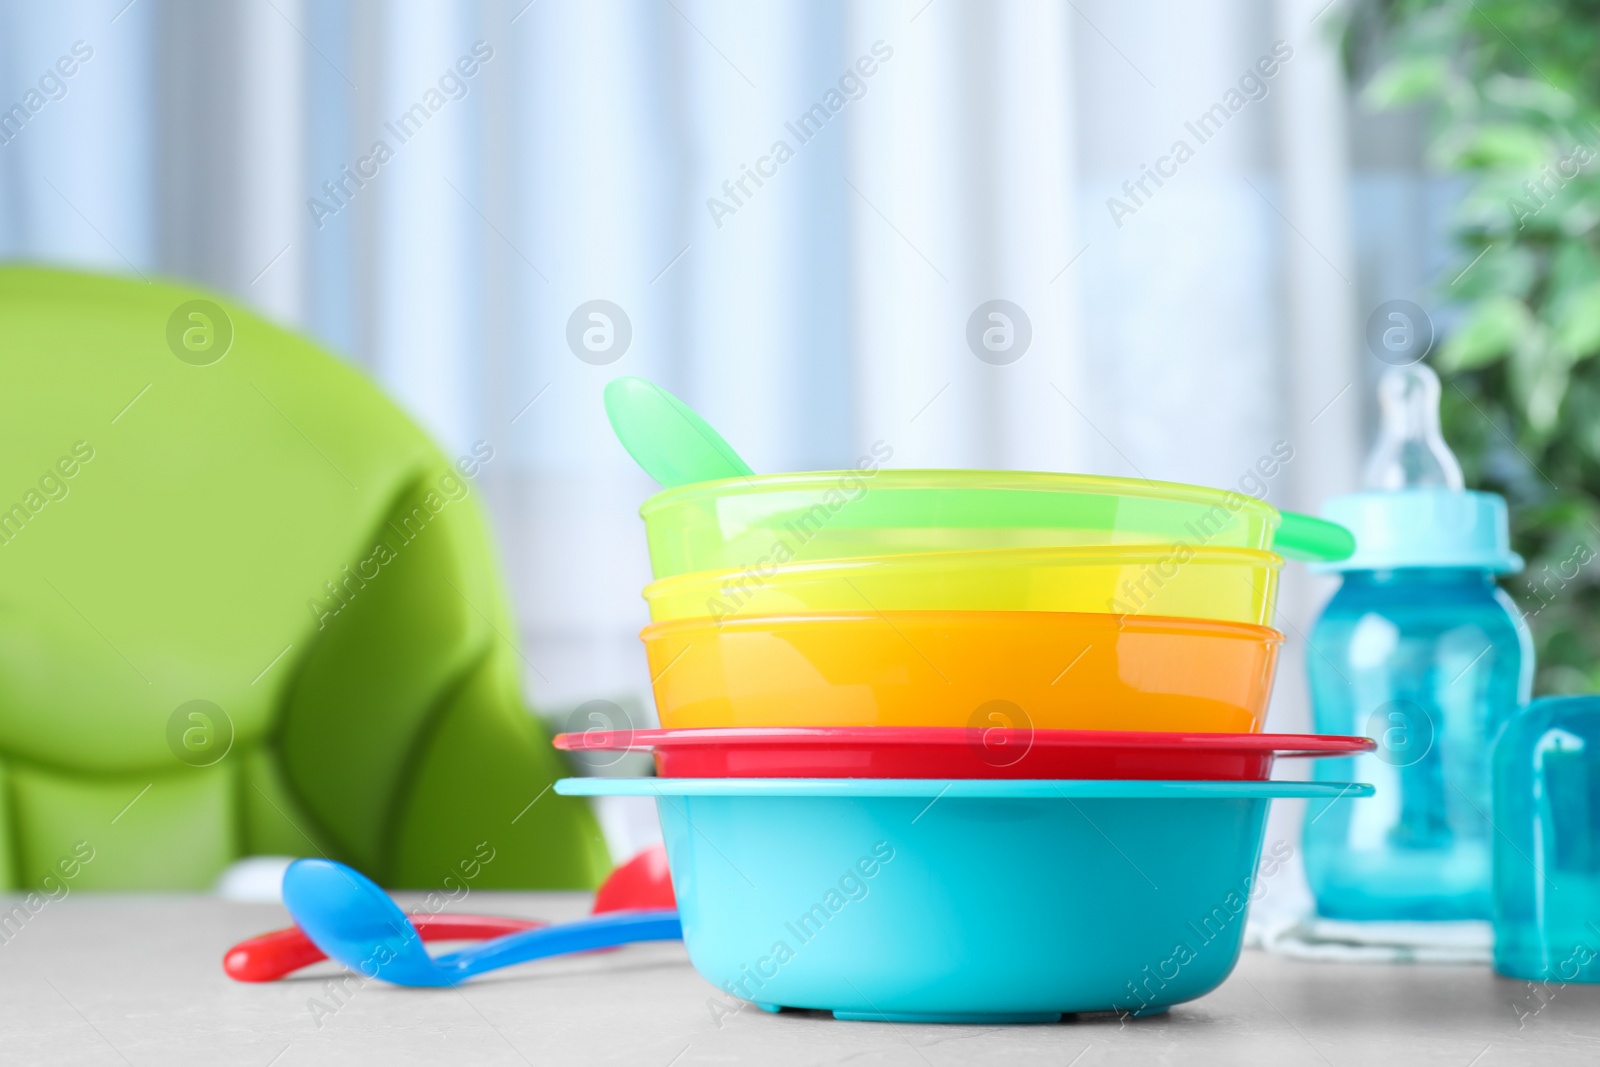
[1, 893, 1596, 1066]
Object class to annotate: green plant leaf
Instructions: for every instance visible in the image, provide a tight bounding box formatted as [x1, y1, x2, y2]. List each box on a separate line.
[1362, 55, 1452, 109]
[1482, 73, 1577, 120]
[1455, 123, 1555, 168]
[1447, 241, 1539, 300]
[1550, 238, 1600, 290]
[1525, 359, 1571, 434]
[1553, 280, 1600, 356]
[1439, 294, 1532, 371]
[1503, 322, 1570, 435]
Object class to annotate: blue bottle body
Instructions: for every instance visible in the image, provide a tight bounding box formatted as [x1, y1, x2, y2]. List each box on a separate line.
[1492, 696, 1600, 982]
[1303, 567, 1532, 920]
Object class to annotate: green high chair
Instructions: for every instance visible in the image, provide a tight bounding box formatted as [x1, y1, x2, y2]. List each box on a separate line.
[0, 267, 608, 891]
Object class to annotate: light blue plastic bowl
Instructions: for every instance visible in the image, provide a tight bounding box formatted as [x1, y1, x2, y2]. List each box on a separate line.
[555, 777, 1373, 1023]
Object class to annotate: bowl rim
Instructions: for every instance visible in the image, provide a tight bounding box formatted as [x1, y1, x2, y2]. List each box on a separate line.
[554, 777, 1375, 799]
[639, 468, 1284, 522]
[642, 544, 1285, 602]
[553, 727, 1372, 757]
[638, 608, 1286, 642]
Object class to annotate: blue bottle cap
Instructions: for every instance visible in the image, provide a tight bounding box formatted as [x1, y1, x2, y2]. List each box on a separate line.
[1316, 488, 1522, 573]
[1319, 366, 1522, 573]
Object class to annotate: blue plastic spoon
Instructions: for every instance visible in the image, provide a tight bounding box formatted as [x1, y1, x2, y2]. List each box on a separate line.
[281, 858, 681, 988]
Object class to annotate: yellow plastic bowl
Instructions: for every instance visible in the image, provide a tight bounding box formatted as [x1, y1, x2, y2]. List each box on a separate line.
[643, 545, 1281, 627]
[642, 610, 1284, 733]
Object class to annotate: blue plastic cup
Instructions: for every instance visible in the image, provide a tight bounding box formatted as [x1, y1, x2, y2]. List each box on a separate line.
[1492, 695, 1600, 983]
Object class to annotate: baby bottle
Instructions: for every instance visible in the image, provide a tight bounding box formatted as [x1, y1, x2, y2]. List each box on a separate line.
[1302, 364, 1532, 920]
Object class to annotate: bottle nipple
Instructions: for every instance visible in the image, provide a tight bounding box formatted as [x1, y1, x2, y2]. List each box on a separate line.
[1361, 364, 1464, 491]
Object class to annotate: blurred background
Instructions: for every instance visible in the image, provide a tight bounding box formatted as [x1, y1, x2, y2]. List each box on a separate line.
[2, 0, 1591, 900]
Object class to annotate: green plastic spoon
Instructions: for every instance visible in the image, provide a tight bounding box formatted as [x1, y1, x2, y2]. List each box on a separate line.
[603, 376, 753, 487]
[1276, 510, 1356, 563]
[601, 376, 1353, 562]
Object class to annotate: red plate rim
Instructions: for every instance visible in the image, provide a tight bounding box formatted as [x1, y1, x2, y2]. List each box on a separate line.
[554, 727, 1375, 757]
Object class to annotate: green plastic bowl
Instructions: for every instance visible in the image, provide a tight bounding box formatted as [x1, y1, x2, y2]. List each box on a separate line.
[640, 469, 1349, 580]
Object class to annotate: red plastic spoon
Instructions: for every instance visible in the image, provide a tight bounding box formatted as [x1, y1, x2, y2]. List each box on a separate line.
[223, 845, 675, 982]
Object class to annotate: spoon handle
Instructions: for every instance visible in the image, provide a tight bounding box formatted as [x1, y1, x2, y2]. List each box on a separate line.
[439, 909, 682, 979]
[1276, 510, 1356, 562]
[223, 914, 544, 982]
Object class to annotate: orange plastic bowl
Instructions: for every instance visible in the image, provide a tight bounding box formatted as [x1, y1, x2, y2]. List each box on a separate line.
[642, 610, 1283, 733]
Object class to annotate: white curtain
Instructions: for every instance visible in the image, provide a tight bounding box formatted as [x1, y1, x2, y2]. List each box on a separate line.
[1, 0, 1370, 890]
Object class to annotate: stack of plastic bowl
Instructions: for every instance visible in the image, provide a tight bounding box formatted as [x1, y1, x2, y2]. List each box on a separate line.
[557, 469, 1374, 1022]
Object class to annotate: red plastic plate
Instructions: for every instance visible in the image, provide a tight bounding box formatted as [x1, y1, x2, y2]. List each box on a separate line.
[553, 726, 1374, 781]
